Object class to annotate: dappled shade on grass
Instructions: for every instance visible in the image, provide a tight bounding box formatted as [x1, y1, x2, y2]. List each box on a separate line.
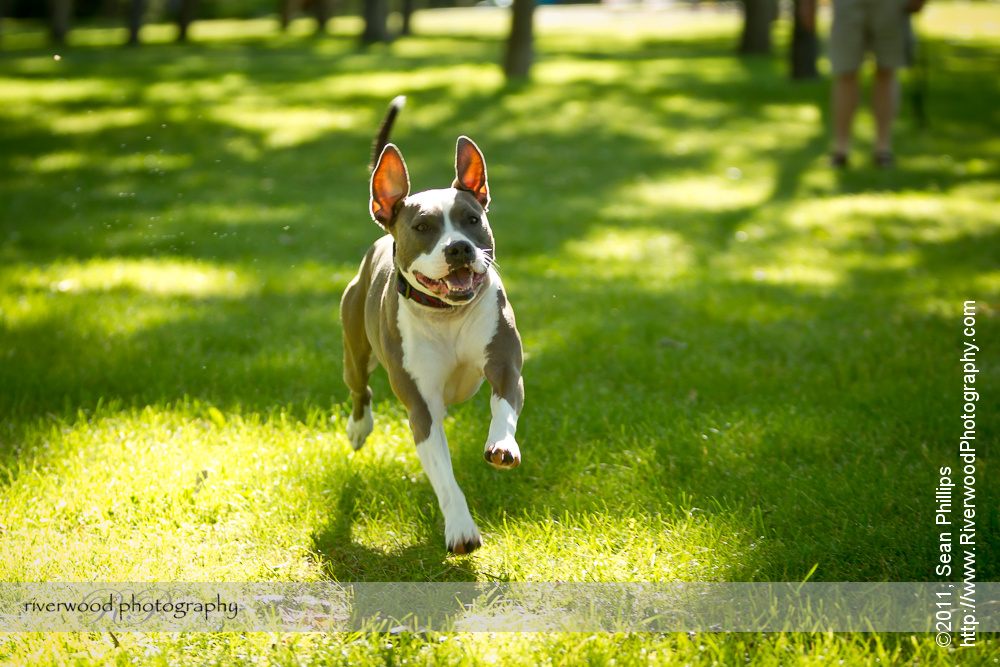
[1, 6, 998, 664]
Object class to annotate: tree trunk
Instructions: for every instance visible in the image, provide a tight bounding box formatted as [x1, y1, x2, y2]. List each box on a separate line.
[50, 0, 73, 45]
[790, 5, 819, 79]
[503, 0, 535, 80]
[279, 0, 298, 31]
[739, 0, 775, 55]
[176, 0, 197, 42]
[400, 0, 415, 36]
[314, 0, 332, 34]
[361, 0, 390, 43]
[127, 0, 144, 45]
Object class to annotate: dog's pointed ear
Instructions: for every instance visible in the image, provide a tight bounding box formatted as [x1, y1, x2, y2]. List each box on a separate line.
[371, 144, 410, 228]
[453, 136, 489, 211]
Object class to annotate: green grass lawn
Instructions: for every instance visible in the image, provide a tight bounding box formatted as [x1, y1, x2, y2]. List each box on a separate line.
[1, 3, 998, 664]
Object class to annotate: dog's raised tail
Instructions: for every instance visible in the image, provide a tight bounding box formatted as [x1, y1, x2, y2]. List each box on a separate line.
[370, 96, 406, 170]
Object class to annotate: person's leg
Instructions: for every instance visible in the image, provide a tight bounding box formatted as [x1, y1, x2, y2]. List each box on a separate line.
[828, 0, 864, 165]
[832, 71, 861, 160]
[869, 0, 909, 165]
[872, 65, 899, 158]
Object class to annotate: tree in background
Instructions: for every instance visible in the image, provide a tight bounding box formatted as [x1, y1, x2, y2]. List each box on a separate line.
[503, 0, 535, 79]
[176, 0, 198, 41]
[362, 0, 390, 43]
[314, 0, 332, 33]
[279, 0, 337, 35]
[280, 0, 299, 30]
[792, 0, 819, 78]
[49, 0, 73, 44]
[739, 0, 777, 54]
[400, 0, 415, 36]
[127, 0, 143, 45]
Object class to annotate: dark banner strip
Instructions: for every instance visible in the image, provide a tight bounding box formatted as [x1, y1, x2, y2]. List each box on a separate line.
[1, 582, 995, 633]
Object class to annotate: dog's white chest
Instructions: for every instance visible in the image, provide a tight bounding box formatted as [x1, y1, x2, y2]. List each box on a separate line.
[397, 279, 500, 407]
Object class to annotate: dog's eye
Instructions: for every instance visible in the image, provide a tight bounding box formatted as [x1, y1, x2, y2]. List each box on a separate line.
[468, 216, 480, 226]
[414, 222, 428, 232]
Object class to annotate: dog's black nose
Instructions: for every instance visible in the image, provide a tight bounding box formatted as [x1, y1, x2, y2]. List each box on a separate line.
[445, 240, 476, 266]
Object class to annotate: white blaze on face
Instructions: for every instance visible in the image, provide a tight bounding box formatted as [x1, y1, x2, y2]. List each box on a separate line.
[404, 194, 488, 283]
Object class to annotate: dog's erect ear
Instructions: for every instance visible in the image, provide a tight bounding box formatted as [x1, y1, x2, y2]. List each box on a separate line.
[371, 144, 410, 228]
[453, 136, 490, 211]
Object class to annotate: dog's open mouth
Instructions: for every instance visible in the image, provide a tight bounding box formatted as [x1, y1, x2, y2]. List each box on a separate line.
[415, 267, 486, 300]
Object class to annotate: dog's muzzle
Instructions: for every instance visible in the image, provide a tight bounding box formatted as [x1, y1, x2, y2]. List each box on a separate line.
[414, 266, 487, 303]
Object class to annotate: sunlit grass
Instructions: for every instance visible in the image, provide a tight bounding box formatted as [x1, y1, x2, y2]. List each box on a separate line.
[1, 2, 998, 664]
[6, 258, 252, 298]
[2, 629, 996, 667]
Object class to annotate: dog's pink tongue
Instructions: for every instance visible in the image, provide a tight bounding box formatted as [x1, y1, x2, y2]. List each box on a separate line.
[446, 268, 474, 291]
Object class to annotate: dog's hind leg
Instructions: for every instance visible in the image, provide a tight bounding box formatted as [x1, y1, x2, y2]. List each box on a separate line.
[341, 274, 375, 451]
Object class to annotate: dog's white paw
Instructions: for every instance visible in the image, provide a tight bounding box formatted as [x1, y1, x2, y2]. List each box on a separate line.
[346, 405, 373, 451]
[484, 437, 520, 469]
[445, 509, 482, 555]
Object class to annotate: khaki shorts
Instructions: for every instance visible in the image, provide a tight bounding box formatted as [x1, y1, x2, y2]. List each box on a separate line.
[830, 0, 911, 73]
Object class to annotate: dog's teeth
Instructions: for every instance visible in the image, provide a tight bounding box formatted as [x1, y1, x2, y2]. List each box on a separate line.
[445, 269, 475, 291]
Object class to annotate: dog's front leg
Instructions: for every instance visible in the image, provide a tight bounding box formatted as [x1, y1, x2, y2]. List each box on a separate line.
[417, 417, 482, 555]
[483, 377, 523, 469]
[391, 371, 481, 554]
[483, 301, 524, 469]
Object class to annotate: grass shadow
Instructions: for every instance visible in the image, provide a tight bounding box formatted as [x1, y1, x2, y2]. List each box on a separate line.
[310, 468, 481, 582]
[1, 13, 998, 584]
